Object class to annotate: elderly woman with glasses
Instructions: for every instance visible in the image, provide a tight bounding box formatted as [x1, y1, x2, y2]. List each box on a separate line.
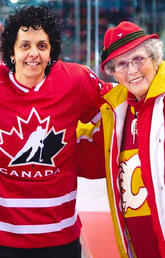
[77, 21, 165, 257]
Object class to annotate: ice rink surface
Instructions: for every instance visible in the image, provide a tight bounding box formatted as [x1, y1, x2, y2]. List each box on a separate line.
[77, 177, 110, 212]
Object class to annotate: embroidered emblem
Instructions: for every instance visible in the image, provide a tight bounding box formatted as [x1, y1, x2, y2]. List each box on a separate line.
[0, 107, 66, 167]
[119, 154, 148, 212]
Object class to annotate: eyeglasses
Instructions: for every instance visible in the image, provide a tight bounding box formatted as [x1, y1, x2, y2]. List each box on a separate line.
[113, 55, 153, 72]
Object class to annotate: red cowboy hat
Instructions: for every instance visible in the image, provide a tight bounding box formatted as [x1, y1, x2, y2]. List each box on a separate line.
[101, 21, 159, 70]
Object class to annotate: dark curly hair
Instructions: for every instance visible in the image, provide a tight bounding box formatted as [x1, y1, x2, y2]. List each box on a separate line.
[1, 5, 62, 75]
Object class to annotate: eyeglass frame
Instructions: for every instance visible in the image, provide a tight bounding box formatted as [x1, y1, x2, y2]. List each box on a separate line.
[109, 54, 154, 73]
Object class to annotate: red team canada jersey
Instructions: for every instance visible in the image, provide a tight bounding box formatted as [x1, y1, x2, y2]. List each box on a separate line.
[0, 60, 102, 248]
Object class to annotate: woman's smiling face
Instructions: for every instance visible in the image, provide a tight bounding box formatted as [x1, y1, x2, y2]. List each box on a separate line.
[114, 45, 157, 100]
[11, 26, 51, 87]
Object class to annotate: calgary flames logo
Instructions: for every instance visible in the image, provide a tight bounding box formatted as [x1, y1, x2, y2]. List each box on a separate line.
[0, 108, 66, 167]
[119, 154, 148, 213]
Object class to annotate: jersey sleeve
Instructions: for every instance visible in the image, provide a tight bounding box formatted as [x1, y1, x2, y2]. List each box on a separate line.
[76, 117, 106, 179]
[79, 65, 113, 123]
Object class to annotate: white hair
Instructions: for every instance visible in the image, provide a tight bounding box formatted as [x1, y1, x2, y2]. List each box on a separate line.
[141, 38, 163, 66]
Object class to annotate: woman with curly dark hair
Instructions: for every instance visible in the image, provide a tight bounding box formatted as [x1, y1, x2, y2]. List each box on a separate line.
[0, 5, 107, 258]
[1, 5, 61, 76]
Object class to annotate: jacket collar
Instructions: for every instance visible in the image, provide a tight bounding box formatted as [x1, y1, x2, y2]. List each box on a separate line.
[145, 60, 165, 100]
[103, 83, 127, 109]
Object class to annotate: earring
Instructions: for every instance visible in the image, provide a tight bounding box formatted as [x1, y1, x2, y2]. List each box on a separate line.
[11, 59, 15, 64]
[48, 60, 51, 66]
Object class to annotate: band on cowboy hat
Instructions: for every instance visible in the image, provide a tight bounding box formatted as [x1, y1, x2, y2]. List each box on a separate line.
[101, 21, 159, 70]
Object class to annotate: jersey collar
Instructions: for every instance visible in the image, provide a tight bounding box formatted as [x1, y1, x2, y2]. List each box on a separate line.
[9, 71, 46, 93]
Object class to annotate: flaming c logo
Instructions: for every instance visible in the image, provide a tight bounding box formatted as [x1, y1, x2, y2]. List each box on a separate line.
[119, 154, 148, 213]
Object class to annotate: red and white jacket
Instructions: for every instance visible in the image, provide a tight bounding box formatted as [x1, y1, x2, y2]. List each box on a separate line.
[0, 60, 105, 248]
[77, 61, 165, 257]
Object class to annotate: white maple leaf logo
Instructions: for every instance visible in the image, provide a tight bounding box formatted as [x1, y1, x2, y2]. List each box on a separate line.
[0, 107, 66, 167]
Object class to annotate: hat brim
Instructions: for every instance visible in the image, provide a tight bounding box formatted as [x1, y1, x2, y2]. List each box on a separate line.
[101, 33, 159, 71]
